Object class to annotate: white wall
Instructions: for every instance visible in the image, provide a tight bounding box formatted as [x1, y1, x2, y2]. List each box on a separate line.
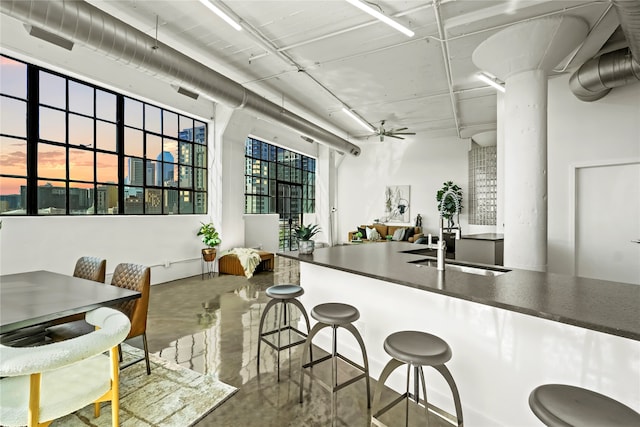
[0, 215, 207, 284]
[336, 136, 470, 243]
[547, 74, 640, 275]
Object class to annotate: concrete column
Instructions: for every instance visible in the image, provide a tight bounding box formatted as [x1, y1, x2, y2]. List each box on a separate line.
[473, 16, 587, 271]
[504, 69, 548, 270]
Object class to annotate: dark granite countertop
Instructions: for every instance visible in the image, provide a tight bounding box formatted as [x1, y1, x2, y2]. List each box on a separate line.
[280, 243, 640, 341]
[460, 233, 504, 240]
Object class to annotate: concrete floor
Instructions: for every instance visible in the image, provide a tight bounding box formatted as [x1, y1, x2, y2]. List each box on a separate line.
[144, 256, 454, 427]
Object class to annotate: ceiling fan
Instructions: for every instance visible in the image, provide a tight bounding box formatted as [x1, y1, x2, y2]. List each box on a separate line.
[376, 120, 416, 141]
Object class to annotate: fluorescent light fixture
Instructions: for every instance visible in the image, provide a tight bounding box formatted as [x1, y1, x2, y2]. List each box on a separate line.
[344, 0, 414, 37]
[342, 107, 376, 133]
[24, 25, 74, 50]
[198, 0, 242, 31]
[477, 72, 505, 93]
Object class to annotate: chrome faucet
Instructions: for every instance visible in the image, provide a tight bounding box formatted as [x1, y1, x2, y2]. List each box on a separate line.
[437, 238, 447, 271]
[437, 189, 461, 271]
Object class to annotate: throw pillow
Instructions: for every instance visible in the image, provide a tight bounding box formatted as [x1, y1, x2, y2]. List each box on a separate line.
[402, 227, 415, 241]
[369, 229, 381, 241]
[357, 226, 367, 238]
[366, 226, 375, 240]
[392, 227, 407, 241]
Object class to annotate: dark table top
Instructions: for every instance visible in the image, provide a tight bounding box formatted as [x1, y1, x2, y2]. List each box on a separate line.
[280, 243, 640, 341]
[0, 270, 140, 334]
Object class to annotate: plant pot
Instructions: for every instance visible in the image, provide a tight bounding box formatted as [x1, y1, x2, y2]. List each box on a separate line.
[202, 247, 217, 262]
[298, 240, 315, 255]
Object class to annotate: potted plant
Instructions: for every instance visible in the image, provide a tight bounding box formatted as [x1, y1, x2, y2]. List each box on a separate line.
[293, 223, 321, 254]
[352, 231, 363, 242]
[197, 221, 221, 261]
[436, 181, 463, 229]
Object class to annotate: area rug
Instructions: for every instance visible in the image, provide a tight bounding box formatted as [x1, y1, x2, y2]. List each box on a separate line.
[58, 344, 237, 426]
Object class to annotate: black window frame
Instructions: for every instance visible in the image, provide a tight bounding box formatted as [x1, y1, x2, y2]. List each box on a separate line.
[0, 54, 208, 216]
[244, 136, 316, 251]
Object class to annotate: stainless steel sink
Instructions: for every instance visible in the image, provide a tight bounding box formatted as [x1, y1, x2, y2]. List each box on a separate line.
[410, 258, 510, 276]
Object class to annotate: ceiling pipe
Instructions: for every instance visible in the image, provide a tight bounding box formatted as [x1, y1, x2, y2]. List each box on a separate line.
[569, 48, 640, 101]
[569, 0, 640, 102]
[0, 0, 361, 156]
[613, 0, 640, 62]
[432, 0, 461, 138]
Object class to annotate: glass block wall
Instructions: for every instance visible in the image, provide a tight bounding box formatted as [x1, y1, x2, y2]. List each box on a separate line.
[468, 143, 497, 225]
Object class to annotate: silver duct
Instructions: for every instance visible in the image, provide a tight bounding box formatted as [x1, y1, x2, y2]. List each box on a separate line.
[570, 0, 640, 102]
[569, 48, 640, 101]
[0, 0, 361, 156]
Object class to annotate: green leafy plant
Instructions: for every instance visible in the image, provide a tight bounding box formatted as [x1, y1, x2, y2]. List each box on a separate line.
[197, 222, 221, 247]
[436, 181, 463, 226]
[293, 223, 321, 241]
[354, 231, 363, 240]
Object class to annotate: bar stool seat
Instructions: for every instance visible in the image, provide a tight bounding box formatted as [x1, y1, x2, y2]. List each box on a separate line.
[384, 330, 452, 366]
[299, 302, 371, 409]
[529, 384, 640, 426]
[372, 330, 463, 427]
[257, 284, 311, 382]
[311, 302, 359, 324]
[267, 284, 304, 299]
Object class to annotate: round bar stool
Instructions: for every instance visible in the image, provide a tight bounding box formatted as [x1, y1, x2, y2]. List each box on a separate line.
[299, 302, 371, 409]
[529, 384, 640, 426]
[257, 284, 312, 381]
[372, 330, 463, 427]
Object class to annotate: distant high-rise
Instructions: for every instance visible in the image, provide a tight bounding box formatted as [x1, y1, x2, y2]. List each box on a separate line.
[127, 157, 144, 186]
[178, 125, 206, 144]
[156, 151, 174, 185]
[145, 160, 156, 186]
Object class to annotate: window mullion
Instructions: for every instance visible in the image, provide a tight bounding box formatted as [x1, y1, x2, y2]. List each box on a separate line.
[116, 95, 125, 214]
[26, 65, 39, 215]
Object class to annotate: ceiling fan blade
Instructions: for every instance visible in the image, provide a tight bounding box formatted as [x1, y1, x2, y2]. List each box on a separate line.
[392, 127, 408, 132]
[387, 134, 404, 140]
[390, 132, 416, 136]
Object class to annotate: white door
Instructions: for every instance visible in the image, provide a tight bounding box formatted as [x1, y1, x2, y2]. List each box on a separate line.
[576, 162, 640, 285]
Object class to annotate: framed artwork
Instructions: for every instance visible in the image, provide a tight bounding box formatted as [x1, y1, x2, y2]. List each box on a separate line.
[384, 185, 410, 223]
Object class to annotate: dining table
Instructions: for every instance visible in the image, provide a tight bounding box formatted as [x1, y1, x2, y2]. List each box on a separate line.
[0, 270, 141, 335]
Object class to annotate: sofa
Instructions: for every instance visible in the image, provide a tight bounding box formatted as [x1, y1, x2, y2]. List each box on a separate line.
[348, 224, 423, 243]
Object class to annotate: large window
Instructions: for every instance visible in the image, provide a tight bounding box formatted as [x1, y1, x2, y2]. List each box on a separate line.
[244, 137, 316, 251]
[0, 55, 207, 215]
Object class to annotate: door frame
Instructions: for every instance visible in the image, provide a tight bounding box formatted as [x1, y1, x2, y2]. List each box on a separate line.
[569, 157, 640, 276]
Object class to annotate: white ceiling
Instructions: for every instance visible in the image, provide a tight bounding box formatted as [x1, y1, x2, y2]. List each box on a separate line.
[6, 1, 622, 146]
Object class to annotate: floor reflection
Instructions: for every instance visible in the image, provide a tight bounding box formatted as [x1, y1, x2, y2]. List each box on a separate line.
[145, 256, 450, 426]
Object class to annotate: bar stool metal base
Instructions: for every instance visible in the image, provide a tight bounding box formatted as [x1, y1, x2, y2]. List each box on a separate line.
[372, 331, 463, 427]
[257, 285, 311, 382]
[299, 303, 371, 409]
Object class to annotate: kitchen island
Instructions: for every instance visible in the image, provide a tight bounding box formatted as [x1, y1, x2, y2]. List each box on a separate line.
[280, 243, 640, 426]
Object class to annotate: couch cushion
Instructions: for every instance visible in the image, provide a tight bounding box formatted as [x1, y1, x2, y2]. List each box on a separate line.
[372, 224, 388, 238]
[392, 227, 407, 241]
[357, 226, 367, 238]
[403, 227, 415, 241]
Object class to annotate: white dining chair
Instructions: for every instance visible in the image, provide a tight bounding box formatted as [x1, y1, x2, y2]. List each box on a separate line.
[0, 307, 131, 427]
